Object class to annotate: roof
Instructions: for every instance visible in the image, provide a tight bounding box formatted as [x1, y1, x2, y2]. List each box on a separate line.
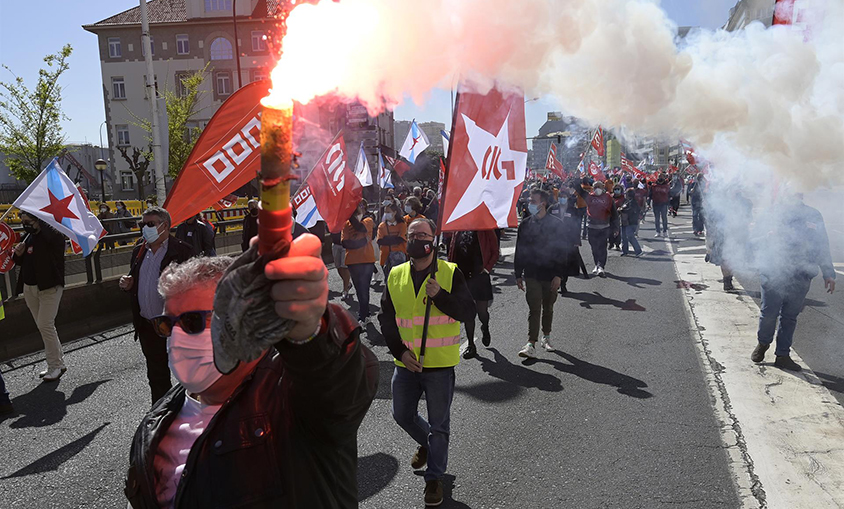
[84, 0, 286, 30]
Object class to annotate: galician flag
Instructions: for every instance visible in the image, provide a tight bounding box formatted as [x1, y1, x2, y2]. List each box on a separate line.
[378, 149, 394, 189]
[441, 130, 450, 156]
[399, 119, 430, 164]
[353, 142, 373, 187]
[291, 184, 323, 229]
[13, 158, 104, 256]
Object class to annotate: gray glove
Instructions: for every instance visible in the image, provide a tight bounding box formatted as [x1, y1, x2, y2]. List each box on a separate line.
[211, 243, 295, 374]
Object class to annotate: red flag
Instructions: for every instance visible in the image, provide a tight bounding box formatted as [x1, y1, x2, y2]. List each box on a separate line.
[773, 0, 796, 25]
[668, 165, 679, 175]
[591, 127, 605, 157]
[646, 172, 658, 183]
[544, 144, 565, 179]
[299, 130, 362, 233]
[438, 158, 446, 200]
[0, 222, 17, 274]
[212, 194, 240, 211]
[440, 86, 527, 231]
[164, 80, 270, 226]
[383, 154, 412, 176]
[588, 161, 606, 182]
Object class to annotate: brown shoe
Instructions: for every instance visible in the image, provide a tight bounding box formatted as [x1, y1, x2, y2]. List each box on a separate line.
[424, 480, 443, 507]
[411, 446, 428, 469]
[751, 342, 769, 363]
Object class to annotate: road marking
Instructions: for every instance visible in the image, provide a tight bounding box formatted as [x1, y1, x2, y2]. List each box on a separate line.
[675, 245, 706, 252]
[672, 247, 844, 508]
[500, 246, 516, 257]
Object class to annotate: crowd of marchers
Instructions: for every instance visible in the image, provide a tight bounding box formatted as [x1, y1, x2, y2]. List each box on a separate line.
[0, 166, 836, 508]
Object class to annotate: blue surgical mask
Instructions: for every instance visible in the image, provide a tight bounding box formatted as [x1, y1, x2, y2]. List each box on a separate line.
[559, 198, 568, 207]
[528, 203, 540, 215]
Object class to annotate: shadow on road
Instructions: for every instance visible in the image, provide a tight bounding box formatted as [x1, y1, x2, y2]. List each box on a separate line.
[2, 422, 109, 478]
[809, 371, 844, 395]
[441, 474, 471, 508]
[364, 322, 386, 347]
[524, 351, 653, 399]
[357, 452, 399, 502]
[605, 273, 662, 288]
[467, 347, 563, 396]
[564, 291, 647, 311]
[5, 379, 111, 428]
[374, 361, 395, 400]
[740, 290, 828, 308]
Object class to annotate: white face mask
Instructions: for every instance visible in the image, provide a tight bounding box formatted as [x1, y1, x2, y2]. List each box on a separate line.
[594, 188, 605, 196]
[404, 205, 413, 214]
[143, 224, 161, 243]
[167, 327, 222, 394]
[383, 212, 395, 223]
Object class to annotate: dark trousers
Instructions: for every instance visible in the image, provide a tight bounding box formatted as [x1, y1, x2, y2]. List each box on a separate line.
[578, 209, 588, 238]
[621, 225, 642, 255]
[670, 195, 681, 212]
[587, 227, 611, 268]
[0, 371, 10, 406]
[348, 263, 375, 320]
[525, 278, 557, 342]
[136, 319, 172, 405]
[692, 205, 705, 233]
[653, 203, 669, 233]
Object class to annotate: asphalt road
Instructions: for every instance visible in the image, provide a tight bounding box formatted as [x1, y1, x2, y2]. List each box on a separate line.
[10, 202, 843, 507]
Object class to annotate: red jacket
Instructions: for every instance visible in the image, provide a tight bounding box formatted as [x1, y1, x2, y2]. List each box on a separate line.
[586, 193, 614, 222]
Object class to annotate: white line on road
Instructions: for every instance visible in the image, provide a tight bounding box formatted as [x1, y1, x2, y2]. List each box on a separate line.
[673, 248, 844, 508]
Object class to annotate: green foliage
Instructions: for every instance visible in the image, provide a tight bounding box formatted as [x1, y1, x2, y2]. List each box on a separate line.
[0, 45, 73, 183]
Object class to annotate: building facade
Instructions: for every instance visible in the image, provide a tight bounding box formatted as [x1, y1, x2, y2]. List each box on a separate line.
[529, 112, 589, 175]
[724, 0, 776, 31]
[393, 120, 445, 153]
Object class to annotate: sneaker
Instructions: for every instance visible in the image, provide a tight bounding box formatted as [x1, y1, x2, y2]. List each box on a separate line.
[518, 342, 536, 359]
[634, 251, 643, 257]
[591, 266, 600, 275]
[424, 480, 444, 507]
[41, 368, 65, 382]
[597, 267, 606, 278]
[654, 232, 662, 238]
[481, 325, 491, 347]
[39, 367, 67, 378]
[539, 335, 554, 352]
[411, 446, 428, 469]
[620, 252, 628, 257]
[751, 342, 769, 363]
[462, 343, 477, 360]
[774, 355, 802, 372]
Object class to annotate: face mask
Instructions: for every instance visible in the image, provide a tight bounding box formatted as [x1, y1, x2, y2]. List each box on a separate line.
[117, 205, 125, 210]
[168, 327, 222, 394]
[559, 198, 568, 207]
[404, 205, 413, 214]
[143, 224, 161, 243]
[383, 212, 394, 223]
[594, 188, 605, 196]
[250, 208, 259, 216]
[22, 223, 37, 234]
[407, 238, 434, 259]
[528, 203, 540, 215]
[100, 208, 108, 213]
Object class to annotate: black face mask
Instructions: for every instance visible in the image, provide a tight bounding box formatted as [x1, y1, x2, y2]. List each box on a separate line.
[22, 223, 37, 234]
[250, 209, 259, 217]
[407, 238, 434, 259]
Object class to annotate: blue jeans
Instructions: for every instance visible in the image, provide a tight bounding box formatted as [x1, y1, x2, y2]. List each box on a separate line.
[653, 203, 669, 234]
[757, 275, 812, 356]
[621, 225, 642, 255]
[348, 263, 375, 320]
[391, 366, 455, 482]
[0, 371, 10, 406]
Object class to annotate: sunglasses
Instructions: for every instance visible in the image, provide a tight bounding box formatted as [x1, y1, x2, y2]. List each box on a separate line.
[138, 220, 160, 229]
[151, 310, 213, 338]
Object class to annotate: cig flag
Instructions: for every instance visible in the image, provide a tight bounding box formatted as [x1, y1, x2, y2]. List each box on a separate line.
[399, 119, 430, 164]
[291, 184, 323, 228]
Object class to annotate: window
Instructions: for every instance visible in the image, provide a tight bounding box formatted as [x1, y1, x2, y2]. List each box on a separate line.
[205, 0, 232, 11]
[216, 72, 231, 96]
[210, 37, 233, 60]
[141, 36, 155, 56]
[176, 34, 190, 55]
[251, 68, 267, 83]
[108, 37, 121, 58]
[111, 77, 126, 100]
[251, 31, 267, 52]
[116, 125, 130, 146]
[121, 171, 134, 191]
[176, 72, 189, 98]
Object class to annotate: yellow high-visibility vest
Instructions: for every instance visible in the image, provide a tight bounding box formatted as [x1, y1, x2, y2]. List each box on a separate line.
[388, 259, 461, 369]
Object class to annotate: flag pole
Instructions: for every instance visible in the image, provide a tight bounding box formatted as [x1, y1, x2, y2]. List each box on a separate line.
[418, 91, 460, 367]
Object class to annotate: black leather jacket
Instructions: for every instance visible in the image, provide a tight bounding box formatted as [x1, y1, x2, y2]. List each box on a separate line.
[125, 304, 378, 509]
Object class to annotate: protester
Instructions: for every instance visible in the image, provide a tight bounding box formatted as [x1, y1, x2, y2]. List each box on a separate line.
[669, 174, 683, 216]
[750, 192, 836, 372]
[514, 189, 566, 358]
[377, 200, 407, 279]
[619, 188, 644, 257]
[331, 229, 353, 300]
[0, 372, 11, 414]
[97, 203, 116, 250]
[547, 185, 585, 293]
[449, 230, 499, 359]
[13, 212, 67, 382]
[690, 175, 706, 235]
[633, 179, 649, 236]
[650, 173, 671, 237]
[175, 213, 216, 257]
[119, 207, 194, 403]
[576, 179, 619, 277]
[610, 186, 625, 250]
[706, 189, 752, 291]
[125, 237, 377, 508]
[424, 189, 440, 223]
[241, 200, 259, 252]
[404, 196, 426, 224]
[342, 200, 376, 324]
[114, 201, 134, 245]
[379, 217, 475, 507]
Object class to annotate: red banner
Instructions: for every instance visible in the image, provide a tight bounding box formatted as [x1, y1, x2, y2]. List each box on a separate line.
[545, 144, 565, 179]
[588, 161, 605, 181]
[440, 87, 527, 232]
[164, 80, 270, 226]
[0, 223, 16, 252]
[591, 127, 605, 157]
[300, 130, 362, 233]
[212, 194, 240, 211]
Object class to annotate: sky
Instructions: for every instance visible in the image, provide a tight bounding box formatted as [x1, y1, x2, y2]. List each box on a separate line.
[0, 0, 736, 147]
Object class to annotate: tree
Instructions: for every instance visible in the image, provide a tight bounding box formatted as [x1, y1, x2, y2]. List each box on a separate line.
[117, 145, 153, 201]
[0, 44, 73, 182]
[403, 150, 442, 190]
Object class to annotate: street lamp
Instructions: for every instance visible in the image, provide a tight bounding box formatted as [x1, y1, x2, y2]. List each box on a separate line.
[95, 158, 108, 202]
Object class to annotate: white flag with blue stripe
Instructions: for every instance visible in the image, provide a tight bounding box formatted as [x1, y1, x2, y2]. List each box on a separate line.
[13, 158, 104, 256]
[399, 119, 430, 164]
[292, 184, 323, 229]
[378, 150, 394, 189]
[353, 142, 373, 187]
[441, 129, 450, 155]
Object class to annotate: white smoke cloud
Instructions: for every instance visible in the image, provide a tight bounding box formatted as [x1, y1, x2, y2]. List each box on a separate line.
[273, 0, 843, 187]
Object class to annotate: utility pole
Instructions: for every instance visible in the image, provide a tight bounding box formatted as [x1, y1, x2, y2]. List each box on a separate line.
[140, 0, 167, 205]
